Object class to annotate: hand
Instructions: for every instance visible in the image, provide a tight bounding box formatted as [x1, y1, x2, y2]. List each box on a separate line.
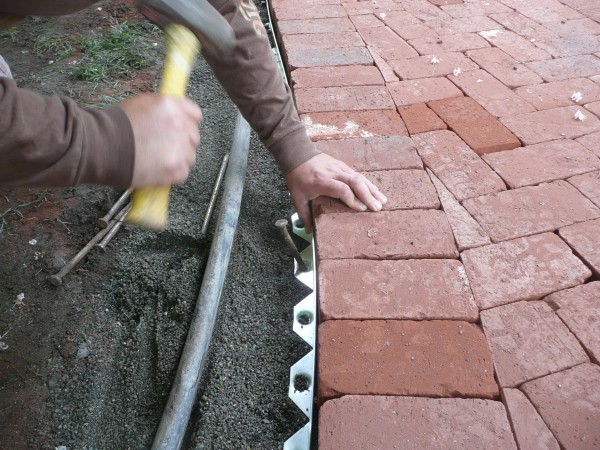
[121, 94, 202, 188]
[285, 153, 388, 233]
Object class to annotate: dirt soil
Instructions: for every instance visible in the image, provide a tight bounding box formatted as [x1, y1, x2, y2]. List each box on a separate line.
[0, 1, 310, 448]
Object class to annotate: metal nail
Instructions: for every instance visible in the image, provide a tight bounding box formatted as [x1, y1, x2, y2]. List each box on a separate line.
[275, 219, 308, 272]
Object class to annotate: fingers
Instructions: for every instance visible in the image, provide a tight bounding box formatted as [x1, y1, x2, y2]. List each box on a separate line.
[294, 197, 313, 234]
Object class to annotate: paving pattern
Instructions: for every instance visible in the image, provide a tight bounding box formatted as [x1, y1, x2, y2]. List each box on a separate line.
[270, 0, 600, 447]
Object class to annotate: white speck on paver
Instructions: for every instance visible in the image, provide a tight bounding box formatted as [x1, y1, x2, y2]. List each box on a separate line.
[575, 110, 587, 121]
[431, 55, 440, 64]
[29, 239, 37, 245]
[453, 67, 462, 77]
[379, 13, 386, 20]
[571, 91, 583, 103]
[480, 30, 500, 39]
[530, 38, 536, 43]
[476, 79, 483, 83]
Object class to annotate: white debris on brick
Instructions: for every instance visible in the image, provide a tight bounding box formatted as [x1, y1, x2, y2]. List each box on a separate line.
[453, 68, 462, 77]
[574, 110, 587, 121]
[431, 55, 440, 64]
[571, 91, 583, 103]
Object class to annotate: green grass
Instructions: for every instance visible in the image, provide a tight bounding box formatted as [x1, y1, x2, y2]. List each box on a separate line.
[72, 21, 156, 82]
[33, 35, 75, 60]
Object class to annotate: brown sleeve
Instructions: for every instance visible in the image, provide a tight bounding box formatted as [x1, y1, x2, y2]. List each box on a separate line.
[0, 77, 135, 188]
[204, 0, 320, 174]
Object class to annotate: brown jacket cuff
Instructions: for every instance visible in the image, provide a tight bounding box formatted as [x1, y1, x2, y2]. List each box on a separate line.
[269, 128, 321, 175]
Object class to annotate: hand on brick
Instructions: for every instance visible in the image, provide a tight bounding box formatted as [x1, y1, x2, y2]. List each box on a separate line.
[121, 94, 202, 188]
[285, 153, 387, 233]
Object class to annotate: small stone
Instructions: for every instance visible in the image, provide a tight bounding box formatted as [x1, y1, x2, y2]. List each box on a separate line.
[76, 343, 90, 360]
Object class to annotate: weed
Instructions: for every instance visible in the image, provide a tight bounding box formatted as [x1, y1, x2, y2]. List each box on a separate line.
[0, 27, 18, 42]
[0, 190, 54, 233]
[33, 35, 75, 60]
[72, 21, 155, 82]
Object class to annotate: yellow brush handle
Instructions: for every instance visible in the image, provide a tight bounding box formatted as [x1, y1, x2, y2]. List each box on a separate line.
[126, 24, 200, 231]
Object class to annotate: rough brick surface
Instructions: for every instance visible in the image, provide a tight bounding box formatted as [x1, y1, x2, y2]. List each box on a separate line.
[388, 77, 463, 107]
[412, 130, 506, 201]
[428, 169, 491, 250]
[514, 77, 600, 110]
[482, 140, 600, 188]
[586, 100, 600, 118]
[501, 388, 560, 450]
[358, 26, 419, 60]
[318, 259, 477, 321]
[408, 33, 490, 54]
[545, 281, 600, 363]
[273, 3, 346, 20]
[526, 55, 600, 82]
[398, 103, 447, 135]
[389, 52, 479, 80]
[427, 16, 503, 35]
[558, 218, 600, 276]
[449, 69, 536, 118]
[349, 14, 384, 30]
[368, 46, 399, 83]
[318, 320, 498, 401]
[295, 86, 395, 114]
[440, 0, 512, 18]
[319, 396, 516, 450]
[461, 233, 592, 309]
[568, 170, 600, 208]
[291, 65, 384, 89]
[315, 210, 458, 260]
[383, 12, 432, 40]
[286, 47, 373, 70]
[478, 29, 551, 62]
[300, 110, 408, 141]
[428, 96, 521, 154]
[577, 131, 600, 157]
[481, 301, 588, 387]
[342, 0, 402, 16]
[489, 11, 557, 44]
[463, 180, 600, 242]
[522, 363, 600, 450]
[281, 32, 364, 51]
[314, 136, 421, 171]
[277, 17, 355, 35]
[465, 47, 544, 88]
[312, 169, 439, 214]
[501, 106, 600, 145]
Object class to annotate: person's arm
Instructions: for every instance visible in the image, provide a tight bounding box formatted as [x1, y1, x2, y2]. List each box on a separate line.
[0, 77, 135, 188]
[203, 0, 386, 231]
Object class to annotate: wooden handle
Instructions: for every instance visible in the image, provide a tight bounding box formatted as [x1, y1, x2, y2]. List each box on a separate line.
[126, 24, 200, 231]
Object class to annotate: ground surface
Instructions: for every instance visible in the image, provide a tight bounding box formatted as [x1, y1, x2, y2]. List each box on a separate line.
[0, 1, 308, 449]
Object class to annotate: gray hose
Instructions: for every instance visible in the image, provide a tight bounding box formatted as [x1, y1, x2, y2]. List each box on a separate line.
[152, 112, 251, 450]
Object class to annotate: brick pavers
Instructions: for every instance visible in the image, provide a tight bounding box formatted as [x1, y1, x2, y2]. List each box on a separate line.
[318, 259, 478, 321]
[398, 103, 447, 135]
[318, 320, 498, 401]
[315, 209, 458, 260]
[501, 388, 560, 450]
[314, 135, 421, 171]
[480, 301, 588, 387]
[461, 233, 591, 309]
[521, 363, 600, 449]
[427, 96, 521, 154]
[300, 110, 408, 140]
[272, 0, 600, 447]
[312, 169, 440, 214]
[558, 218, 600, 276]
[412, 130, 507, 200]
[545, 282, 600, 363]
[319, 396, 516, 449]
[482, 140, 600, 188]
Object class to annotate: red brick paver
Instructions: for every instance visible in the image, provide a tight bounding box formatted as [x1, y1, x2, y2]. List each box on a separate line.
[312, 169, 440, 214]
[295, 85, 395, 114]
[480, 301, 588, 387]
[412, 130, 506, 201]
[398, 103, 447, 135]
[521, 363, 600, 449]
[318, 320, 498, 401]
[389, 52, 479, 80]
[463, 180, 600, 242]
[545, 282, 600, 363]
[285, 47, 373, 70]
[501, 388, 560, 450]
[314, 135, 421, 171]
[577, 131, 600, 157]
[388, 77, 463, 106]
[513, 77, 600, 110]
[300, 110, 408, 141]
[568, 170, 600, 208]
[465, 47, 544, 88]
[318, 259, 478, 321]
[558, 218, 600, 276]
[315, 209, 458, 260]
[427, 96, 521, 154]
[461, 233, 591, 309]
[319, 396, 516, 450]
[291, 65, 384, 89]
